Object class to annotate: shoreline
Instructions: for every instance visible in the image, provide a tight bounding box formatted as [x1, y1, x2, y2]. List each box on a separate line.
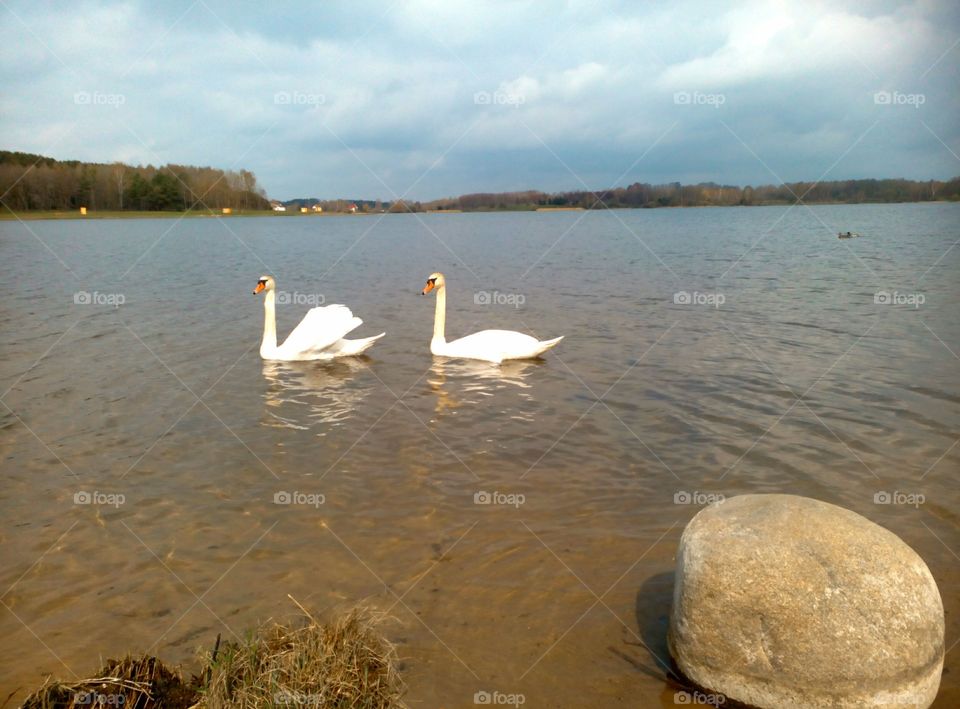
[2, 200, 955, 222]
[0, 209, 350, 221]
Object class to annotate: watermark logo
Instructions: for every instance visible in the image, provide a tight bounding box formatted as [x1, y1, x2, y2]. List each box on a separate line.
[74, 91, 126, 108]
[674, 91, 726, 108]
[474, 690, 525, 706]
[74, 291, 125, 307]
[874, 91, 925, 108]
[276, 291, 325, 307]
[474, 90, 526, 107]
[874, 490, 925, 508]
[474, 490, 526, 509]
[674, 689, 726, 706]
[74, 490, 126, 508]
[75, 691, 125, 706]
[674, 491, 725, 506]
[874, 290, 924, 308]
[674, 291, 725, 308]
[474, 290, 526, 308]
[275, 691, 323, 705]
[274, 490, 326, 508]
[274, 91, 325, 106]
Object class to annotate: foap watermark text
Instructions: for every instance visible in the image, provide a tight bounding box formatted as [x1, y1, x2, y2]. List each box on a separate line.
[75, 691, 125, 706]
[474, 491, 525, 508]
[474, 90, 525, 107]
[275, 690, 323, 705]
[474, 690, 525, 706]
[74, 490, 125, 508]
[74, 91, 126, 108]
[475, 290, 525, 308]
[276, 291, 325, 307]
[674, 91, 725, 108]
[874, 90, 925, 108]
[674, 291, 724, 308]
[874, 490, 925, 508]
[674, 689, 726, 706]
[74, 291, 125, 307]
[274, 491, 326, 508]
[274, 91, 325, 106]
[674, 491, 725, 506]
[874, 290, 924, 308]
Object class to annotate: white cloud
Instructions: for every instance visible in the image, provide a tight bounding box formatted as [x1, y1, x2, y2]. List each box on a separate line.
[1, 0, 956, 199]
[657, 3, 929, 89]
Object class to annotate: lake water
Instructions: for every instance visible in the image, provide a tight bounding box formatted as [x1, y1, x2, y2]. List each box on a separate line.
[1, 204, 958, 706]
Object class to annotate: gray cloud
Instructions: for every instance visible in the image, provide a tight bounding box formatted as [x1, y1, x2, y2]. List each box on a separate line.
[2, 0, 957, 200]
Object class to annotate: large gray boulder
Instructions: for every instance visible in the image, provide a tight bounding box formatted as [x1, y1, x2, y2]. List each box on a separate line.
[668, 494, 944, 708]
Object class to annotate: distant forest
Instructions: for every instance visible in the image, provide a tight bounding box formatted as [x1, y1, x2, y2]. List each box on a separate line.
[2, 150, 958, 214]
[414, 177, 960, 212]
[291, 176, 960, 214]
[0, 151, 270, 212]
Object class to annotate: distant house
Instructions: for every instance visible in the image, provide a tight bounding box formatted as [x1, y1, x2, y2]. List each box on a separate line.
[270, 201, 286, 212]
[348, 203, 358, 213]
[311, 204, 323, 213]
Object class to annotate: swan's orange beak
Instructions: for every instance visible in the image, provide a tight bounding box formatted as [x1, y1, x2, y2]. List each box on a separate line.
[421, 280, 435, 295]
[253, 281, 266, 295]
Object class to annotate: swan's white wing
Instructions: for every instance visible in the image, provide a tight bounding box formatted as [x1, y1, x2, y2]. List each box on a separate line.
[323, 332, 385, 357]
[444, 329, 541, 362]
[279, 304, 362, 357]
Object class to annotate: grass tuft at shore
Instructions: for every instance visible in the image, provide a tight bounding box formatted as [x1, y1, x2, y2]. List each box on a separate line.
[201, 603, 405, 708]
[19, 603, 405, 709]
[20, 654, 196, 709]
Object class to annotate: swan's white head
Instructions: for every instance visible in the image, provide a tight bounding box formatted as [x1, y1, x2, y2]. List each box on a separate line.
[253, 275, 276, 295]
[421, 272, 445, 295]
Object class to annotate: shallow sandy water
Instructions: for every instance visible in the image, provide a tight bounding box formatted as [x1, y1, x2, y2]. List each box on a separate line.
[1, 204, 957, 706]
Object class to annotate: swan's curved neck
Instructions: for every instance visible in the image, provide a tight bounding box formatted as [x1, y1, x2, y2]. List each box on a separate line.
[262, 289, 278, 354]
[432, 285, 446, 344]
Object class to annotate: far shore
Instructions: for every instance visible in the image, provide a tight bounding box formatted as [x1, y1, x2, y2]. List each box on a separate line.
[2, 200, 956, 222]
[0, 208, 358, 221]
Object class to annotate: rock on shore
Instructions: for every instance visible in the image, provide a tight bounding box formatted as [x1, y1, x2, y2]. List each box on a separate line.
[668, 494, 944, 708]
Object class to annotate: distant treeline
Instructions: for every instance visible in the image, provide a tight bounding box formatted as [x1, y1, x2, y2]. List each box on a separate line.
[5, 148, 957, 215]
[419, 178, 960, 212]
[288, 177, 960, 215]
[0, 151, 270, 212]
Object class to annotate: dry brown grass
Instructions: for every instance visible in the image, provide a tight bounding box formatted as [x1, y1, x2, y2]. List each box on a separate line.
[18, 602, 404, 709]
[198, 603, 405, 709]
[19, 654, 196, 708]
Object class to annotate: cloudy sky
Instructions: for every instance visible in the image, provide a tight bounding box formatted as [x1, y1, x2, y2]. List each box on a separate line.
[2, 0, 958, 200]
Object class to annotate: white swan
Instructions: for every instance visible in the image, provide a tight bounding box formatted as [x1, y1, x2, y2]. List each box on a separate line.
[420, 272, 563, 363]
[254, 276, 384, 361]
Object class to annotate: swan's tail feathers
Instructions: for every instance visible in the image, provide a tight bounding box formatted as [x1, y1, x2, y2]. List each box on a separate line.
[334, 332, 386, 356]
[534, 335, 564, 356]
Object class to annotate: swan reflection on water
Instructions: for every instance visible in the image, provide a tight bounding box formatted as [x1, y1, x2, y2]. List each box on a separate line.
[427, 358, 540, 416]
[261, 358, 372, 430]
